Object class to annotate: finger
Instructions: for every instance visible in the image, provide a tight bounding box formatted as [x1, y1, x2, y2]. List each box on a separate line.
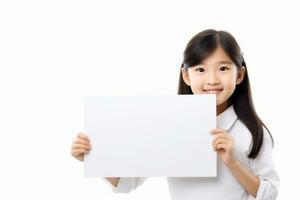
[72, 143, 91, 150]
[212, 133, 229, 141]
[77, 132, 90, 142]
[213, 138, 227, 146]
[72, 149, 89, 156]
[74, 138, 91, 146]
[213, 138, 228, 150]
[216, 143, 227, 150]
[210, 130, 227, 136]
[210, 128, 226, 133]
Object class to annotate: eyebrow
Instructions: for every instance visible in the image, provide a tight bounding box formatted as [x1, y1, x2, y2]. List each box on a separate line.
[195, 60, 233, 66]
[217, 61, 233, 65]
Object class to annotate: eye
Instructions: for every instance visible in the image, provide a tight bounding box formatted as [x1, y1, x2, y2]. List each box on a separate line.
[195, 67, 205, 72]
[219, 66, 229, 71]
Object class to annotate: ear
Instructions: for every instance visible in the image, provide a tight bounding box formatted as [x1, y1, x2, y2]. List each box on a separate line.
[181, 67, 191, 86]
[236, 66, 246, 85]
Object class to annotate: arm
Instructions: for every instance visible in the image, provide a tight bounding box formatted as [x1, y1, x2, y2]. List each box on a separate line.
[227, 161, 260, 198]
[105, 177, 120, 187]
[71, 133, 148, 193]
[248, 128, 280, 199]
[211, 128, 279, 199]
[211, 128, 259, 197]
[102, 177, 148, 193]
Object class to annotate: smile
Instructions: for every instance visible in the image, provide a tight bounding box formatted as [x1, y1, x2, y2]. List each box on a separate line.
[202, 89, 223, 94]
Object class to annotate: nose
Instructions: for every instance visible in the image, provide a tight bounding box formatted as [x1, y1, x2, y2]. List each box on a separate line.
[207, 73, 220, 85]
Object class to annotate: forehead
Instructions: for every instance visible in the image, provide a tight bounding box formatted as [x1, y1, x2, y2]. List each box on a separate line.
[200, 46, 234, 66]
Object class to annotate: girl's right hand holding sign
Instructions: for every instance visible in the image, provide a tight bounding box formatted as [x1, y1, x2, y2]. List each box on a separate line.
[71, 132, 92, 161]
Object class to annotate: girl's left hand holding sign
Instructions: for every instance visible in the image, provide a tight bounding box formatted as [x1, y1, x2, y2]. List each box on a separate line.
[210, 128, 238, 168]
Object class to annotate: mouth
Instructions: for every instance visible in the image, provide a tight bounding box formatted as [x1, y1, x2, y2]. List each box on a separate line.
[202, 89, 223, 94]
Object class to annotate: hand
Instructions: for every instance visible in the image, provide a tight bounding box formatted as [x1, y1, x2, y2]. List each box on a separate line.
[71, 132, 92, 161]
[210, 128, 238, 168]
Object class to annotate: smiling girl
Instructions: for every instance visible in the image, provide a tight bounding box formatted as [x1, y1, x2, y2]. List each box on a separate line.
[71, 29, 279, 200]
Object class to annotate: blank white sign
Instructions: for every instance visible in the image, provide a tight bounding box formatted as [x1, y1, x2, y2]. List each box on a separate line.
[84, 95, 216, 177]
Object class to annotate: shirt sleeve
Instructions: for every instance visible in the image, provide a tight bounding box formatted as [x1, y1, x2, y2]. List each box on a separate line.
[248, 127, 280, 200]
[102, 177, 147, 193]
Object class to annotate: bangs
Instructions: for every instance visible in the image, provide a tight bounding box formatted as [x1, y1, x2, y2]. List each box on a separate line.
[183, 31, 219, 69]
[182, 30, 244, 69]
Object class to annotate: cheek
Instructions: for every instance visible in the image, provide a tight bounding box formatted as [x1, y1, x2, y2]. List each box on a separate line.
[189, 79, 205, 94]
[223, 73, 237, 86]
[222, 76, 237, 94]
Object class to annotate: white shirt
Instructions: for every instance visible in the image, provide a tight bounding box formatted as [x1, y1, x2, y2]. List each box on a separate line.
[102, 105, 279, 199]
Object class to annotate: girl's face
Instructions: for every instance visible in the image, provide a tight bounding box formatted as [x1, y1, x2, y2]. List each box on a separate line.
[182, 46, 245, 113]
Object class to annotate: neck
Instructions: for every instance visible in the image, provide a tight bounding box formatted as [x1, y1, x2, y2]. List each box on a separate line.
[217, 101, 230, 116]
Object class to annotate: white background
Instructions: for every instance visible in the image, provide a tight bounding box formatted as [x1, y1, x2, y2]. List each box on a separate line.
[0, 0, 299, 199]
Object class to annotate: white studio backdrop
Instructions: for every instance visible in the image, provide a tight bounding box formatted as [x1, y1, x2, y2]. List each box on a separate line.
[0, 0, 299, 199]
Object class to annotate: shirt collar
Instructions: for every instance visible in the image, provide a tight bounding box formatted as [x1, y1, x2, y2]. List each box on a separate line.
[217, 105, 238, 131]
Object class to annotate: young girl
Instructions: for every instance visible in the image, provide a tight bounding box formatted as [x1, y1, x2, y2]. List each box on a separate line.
[71, 29, 279, 199]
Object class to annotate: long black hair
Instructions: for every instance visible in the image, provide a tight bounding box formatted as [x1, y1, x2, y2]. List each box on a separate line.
[178, 29, 273, 159]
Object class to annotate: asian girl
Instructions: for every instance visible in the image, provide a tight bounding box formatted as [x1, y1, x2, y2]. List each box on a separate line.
[71, 29, 279, 200]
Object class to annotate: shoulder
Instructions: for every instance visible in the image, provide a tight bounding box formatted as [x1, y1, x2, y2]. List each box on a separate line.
[230, 119, 274, 151]
[230, 119, 253, 155]
[232, 119, 273, 143]
[230, 119, 252, 139]
[260, 126, 274, 154]
[262, 126, 274, 145]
